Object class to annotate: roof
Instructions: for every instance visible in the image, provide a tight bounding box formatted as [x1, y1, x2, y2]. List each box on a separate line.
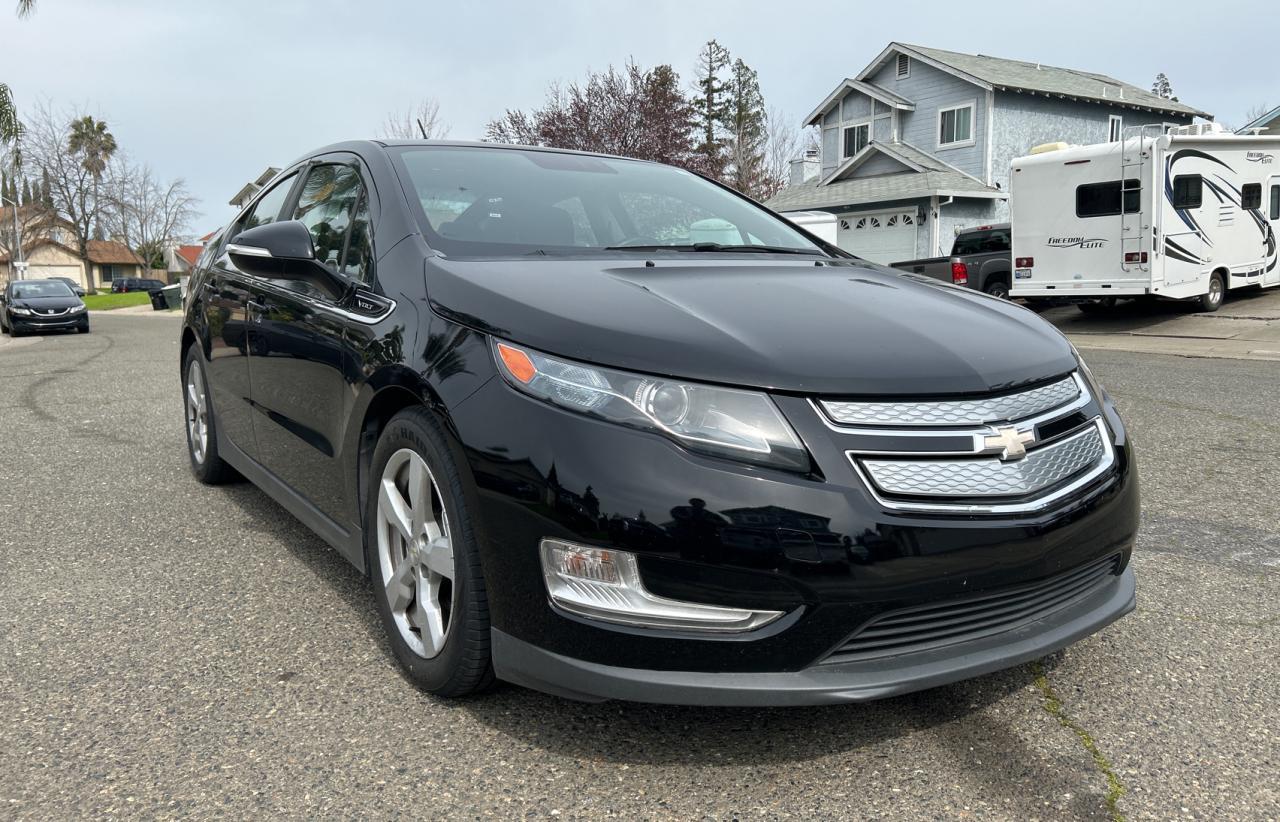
[823, 140, 966, 184]
[805, 79, 916, 126]
[175, 245, 202, 267]
[766, 158, 1002, 213]
[856, 42, 1211, 120]
[1239, 104, 1280, 134]
[86, 240, 143, 265]
[228, 166, 282, 206]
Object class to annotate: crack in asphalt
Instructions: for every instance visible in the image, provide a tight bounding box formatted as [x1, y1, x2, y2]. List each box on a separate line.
[1031, 660, 1127, 822]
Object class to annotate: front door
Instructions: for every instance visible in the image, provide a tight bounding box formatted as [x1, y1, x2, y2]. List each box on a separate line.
[1266, 176, 1280, 287]
[246, 159, 376, 529]
[203, 171, 299, 458]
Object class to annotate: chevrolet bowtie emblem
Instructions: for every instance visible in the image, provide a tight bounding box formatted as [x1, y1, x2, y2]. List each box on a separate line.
[983, 426, 1035, 461]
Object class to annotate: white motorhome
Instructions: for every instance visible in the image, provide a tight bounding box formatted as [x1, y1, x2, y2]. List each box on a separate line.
[1010, 124, 1280, 311]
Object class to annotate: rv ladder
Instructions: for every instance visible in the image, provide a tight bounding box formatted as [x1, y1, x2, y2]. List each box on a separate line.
[1119, 124, 1165, 274]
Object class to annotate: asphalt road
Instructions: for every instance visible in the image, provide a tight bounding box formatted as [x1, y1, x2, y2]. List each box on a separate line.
[1, 312, 1277, 820]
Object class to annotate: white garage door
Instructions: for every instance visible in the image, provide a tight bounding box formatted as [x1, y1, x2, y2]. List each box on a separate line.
[836, 210, 918, 265]
[28, 264, 85, 287]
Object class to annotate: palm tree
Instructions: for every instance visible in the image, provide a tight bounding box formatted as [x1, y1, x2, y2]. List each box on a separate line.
[67, 116, 117, 286]
[16, 1, 36, 18]
[2, 2, 38, 146]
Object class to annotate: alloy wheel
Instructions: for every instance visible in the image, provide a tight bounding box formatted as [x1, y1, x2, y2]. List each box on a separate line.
[1208, 277, 1223, 307]
[185, 361, 209, 464]
[376, 448, 456, 658]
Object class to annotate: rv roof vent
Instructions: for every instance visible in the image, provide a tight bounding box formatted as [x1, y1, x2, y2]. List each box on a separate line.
[1029, 142, 1070, 155]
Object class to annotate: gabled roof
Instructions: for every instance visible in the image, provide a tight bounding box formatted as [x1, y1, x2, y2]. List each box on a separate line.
[805, 79, 916, 126]
[1238, 104, 1280, 134]
[228, 166, 283, 207]
[857, 42, 1211, 120]
[766, 141, 1002, 213]
[86, 240, 143, 265]
[175, 245, 202, 267]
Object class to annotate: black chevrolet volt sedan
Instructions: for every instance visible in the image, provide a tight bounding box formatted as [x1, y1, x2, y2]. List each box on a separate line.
[180, 141, 1137, 705]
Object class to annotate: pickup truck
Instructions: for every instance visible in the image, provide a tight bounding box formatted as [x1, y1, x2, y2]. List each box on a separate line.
[892, 223, 1012, 299]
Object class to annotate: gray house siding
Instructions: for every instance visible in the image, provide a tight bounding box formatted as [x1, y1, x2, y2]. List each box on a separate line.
[868, 58, 987, 180]
[990, 92, 1192, 193]
[853, 153, 912, 177]
[934, 200, 999, 257]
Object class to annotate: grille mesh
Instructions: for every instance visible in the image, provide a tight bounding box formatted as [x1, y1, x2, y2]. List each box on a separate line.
[822, 555, 1123, 664]
[861, 423, 1105, 498]
[822, 375, 1079, 427]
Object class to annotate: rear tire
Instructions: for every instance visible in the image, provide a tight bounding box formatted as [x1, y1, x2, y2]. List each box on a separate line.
[183, 345, 237, 484]
[1196, 271, 1225, 313]
[365, 406, 494, 698]
[982, 279, 1010, 300]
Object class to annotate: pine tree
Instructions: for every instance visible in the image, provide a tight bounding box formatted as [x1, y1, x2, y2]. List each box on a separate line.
[725, 58, 768, 197]
[691, 39, 732, 178]
[1151, 73, 1178, 102]
[21, 177, 31, 206]
[40, 167, 52, 207]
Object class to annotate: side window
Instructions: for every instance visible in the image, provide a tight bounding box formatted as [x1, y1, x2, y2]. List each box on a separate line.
[1172, 175, 1202, 210]
[1076, 180, 1140, 218]
[293, 163, 363, 272]
[240, 173, 297, 232]
[340, 191, 373, 283]
[1241, 183, 1262, 210]
[1271, 185, 1280, 220]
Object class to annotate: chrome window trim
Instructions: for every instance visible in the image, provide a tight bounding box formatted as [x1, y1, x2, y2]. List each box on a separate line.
[217, 270, 396, 325]
[815, 373, 1089, 432]
[846, 418, 1116, 515]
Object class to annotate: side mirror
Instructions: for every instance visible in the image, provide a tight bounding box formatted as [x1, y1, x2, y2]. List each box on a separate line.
[227, 220, 349, 300]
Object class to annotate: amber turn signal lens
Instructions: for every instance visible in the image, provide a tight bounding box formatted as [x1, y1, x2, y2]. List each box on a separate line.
[496, 343, 537, 383]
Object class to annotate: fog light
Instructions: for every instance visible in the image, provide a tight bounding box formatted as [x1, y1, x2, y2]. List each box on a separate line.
[539, 539, 783, 633]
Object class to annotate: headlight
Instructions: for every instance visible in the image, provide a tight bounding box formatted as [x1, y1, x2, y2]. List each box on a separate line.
[69, 304, 86, 313]
[10, 306, 32, 316]
[1069, 344, 1109, 403]
[492, 339, 810, 471]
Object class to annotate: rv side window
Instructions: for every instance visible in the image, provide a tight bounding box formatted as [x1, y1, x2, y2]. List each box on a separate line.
[1075, 180, 1140, 218]
[1172, 175, 1202, 209]
[1241, 183, 1262, 210]
[1271, 185, 1280, 220]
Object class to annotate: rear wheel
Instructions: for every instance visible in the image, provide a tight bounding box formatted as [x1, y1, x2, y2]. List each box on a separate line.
[366, 407, 494, 697]
[183, 345, 237, 484]
[982, 279, 1010, 300]
[1196, 271, 1225, 313]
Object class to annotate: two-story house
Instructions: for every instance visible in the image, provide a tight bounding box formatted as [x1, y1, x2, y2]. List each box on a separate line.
[766, 43, 1211, 264]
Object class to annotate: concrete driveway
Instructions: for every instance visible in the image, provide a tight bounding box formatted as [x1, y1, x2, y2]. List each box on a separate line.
[0, 313, 1276, 819]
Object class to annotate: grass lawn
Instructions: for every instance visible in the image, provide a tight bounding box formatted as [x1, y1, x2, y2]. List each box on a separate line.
[82, 292, 152, 310]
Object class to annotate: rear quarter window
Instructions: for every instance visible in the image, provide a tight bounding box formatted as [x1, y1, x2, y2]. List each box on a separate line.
[953, 229, 1009, 255]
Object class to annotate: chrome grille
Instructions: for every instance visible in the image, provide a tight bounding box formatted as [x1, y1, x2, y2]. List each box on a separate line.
[822, 554, 1123, 664]
[862, 422, 1106, 498]
[820, 375, 1080, 427]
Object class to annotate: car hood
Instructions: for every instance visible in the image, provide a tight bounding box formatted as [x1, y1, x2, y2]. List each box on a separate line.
[12, 295, 83, 311]
[424, 256, 1077, 396]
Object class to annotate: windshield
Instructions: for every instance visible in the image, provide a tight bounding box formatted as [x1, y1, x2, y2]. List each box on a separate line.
[392, 146, 825, 257]
[12, 280, 74, 299]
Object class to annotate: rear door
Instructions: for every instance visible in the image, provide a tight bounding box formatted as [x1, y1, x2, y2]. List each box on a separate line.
[202, 170, 299, 459]
[1267, 176, 1280, 287]
[244, 157, 377, 527]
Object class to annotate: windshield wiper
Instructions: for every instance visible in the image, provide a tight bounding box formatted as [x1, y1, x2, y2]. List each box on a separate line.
[602, 242, 820, 255]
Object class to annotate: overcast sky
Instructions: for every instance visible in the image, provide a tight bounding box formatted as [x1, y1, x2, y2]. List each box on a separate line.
[3, 0, 1271, 236]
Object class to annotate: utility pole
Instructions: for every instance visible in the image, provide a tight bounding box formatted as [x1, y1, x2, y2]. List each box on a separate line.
[1, 195, 23, 280]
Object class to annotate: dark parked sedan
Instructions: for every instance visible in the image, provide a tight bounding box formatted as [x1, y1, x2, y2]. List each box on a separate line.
[50, 276, 87, 297]
[1, 279, 89, 335]
[180, 141, 1137, 705]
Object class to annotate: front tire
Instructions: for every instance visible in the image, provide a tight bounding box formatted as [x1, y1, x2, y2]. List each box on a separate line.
[1196, 271, 1225, 313]
[183, 345, 237, 484]
[366, 407, 494, 698]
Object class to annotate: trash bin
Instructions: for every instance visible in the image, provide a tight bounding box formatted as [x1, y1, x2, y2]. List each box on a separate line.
[149, 289, 167, 311]
[161, 283, 183, 310]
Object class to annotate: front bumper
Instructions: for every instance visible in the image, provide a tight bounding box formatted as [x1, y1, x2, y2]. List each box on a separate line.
[453, 370, 1139, 703]
[11, 312, 86, 330]
[493, 564, 1135, 705]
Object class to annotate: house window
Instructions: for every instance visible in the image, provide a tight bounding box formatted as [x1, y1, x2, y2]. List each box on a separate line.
[896, 54, 910, 79]
[1241, 183, 1262, 210]
[938, 102, 974, 148]
[842, 123, 869, 158]
[1076, 179, 1141, 218]
[1108, 115, 1123, 142]
[99, 264, 119, 282]
[1172, 175, 1203, 209]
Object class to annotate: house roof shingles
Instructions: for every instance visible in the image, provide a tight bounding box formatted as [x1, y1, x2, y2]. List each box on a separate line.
[885, 43, 1210, 119]
[175, 245, 202, 267]
[86, 240, 143, 265]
